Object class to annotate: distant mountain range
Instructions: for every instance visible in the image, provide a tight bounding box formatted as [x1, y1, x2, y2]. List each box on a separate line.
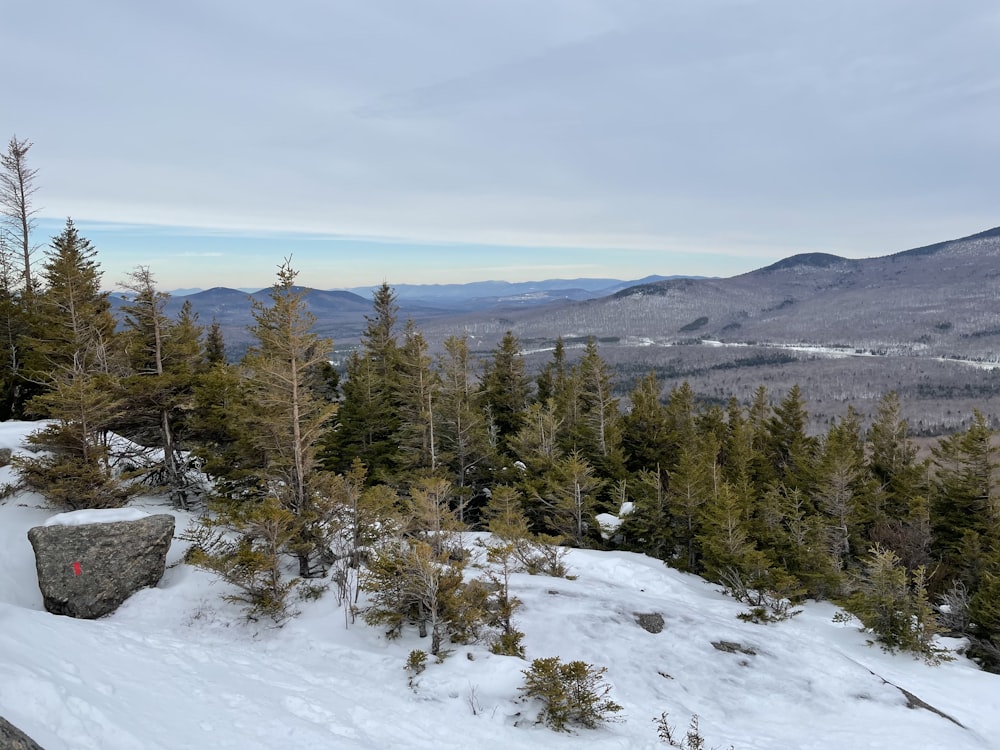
[424, 226, 1000, 361]
[110, 275, 680, 356]
[114, 226, 1000, 372]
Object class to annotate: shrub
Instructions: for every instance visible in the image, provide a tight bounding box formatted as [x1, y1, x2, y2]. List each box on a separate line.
[519, 656, 622, 732]
[184, 494, 301, 623]
[655, 713, 734, 749]
[14, 425, 136, 510]
[720, 566, 802, 624]
[841, 545, 950, 664]
[490, 629, 526, 658]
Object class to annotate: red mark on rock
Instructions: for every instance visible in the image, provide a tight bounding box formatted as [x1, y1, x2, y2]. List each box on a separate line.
[72, 561, 82, 577]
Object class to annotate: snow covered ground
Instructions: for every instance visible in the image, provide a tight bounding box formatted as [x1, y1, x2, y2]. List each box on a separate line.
[1, 421, 999, 749]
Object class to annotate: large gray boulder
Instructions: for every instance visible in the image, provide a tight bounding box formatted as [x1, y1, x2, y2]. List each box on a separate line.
[0, 715, 46, 750]
[27, 513, 175, 619]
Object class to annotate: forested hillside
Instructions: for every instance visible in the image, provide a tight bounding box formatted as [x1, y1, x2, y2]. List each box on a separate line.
[2, 211, 998, 678]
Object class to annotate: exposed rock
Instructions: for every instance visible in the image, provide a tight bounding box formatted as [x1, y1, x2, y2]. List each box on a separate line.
[27, 513, 175, 619]
[0, 715, 46, 750]
[860, 665, 966, 728]
[634, 612, 665, 634]
[711, 640, 757, 656]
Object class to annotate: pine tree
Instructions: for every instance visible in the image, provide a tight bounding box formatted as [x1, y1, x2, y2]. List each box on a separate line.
[566, 338, 625, 481]
[664, 381, 699, 468]
[668, 433, 718, 571]
[765, 385, 818, 492]
[241, 259, 338, 577]
[544, 451, 602, 547]
[436, 335, 492, 501]
[204, 319, 227, 365]
[322, 283, 401, 479]
[362, 537, 471, 656]
[931, 411, 997, 582]
[0, 233, 29, 418]
[519, 657, 622, 731]
[535, 336, 568, 408]
[14, 220, 129, 509]
[510, 400, 564, 474]
[618, 466, 671, 557]
[698, 479, 758, 582]
[187, 354, 262, 492]
[844, 546, 948, 663]
[621, 371, 670, 474]
[184, 494, 301, 622]
[0, 135, 39, 296]
[867, 392, 928, 525]
[118, 267, 204, 501]
[814, 409, 867, 571]
[479, 331, 530, 454]
[396, 320, 440, 478]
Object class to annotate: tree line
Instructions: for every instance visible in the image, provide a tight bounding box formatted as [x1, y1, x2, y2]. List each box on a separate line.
[3, 137, 998, 674]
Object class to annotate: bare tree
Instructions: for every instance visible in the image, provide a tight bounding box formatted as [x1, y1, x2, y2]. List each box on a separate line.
[0, 136, 40, 294]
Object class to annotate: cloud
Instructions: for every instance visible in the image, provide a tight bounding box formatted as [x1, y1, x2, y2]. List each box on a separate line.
[10, 0, 1000, 284]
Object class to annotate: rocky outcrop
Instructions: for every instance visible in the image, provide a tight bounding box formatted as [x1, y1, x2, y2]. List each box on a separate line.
[27, 514, 175, 619]
[0, 715, 46, 750]
[634, 612, 665, 634]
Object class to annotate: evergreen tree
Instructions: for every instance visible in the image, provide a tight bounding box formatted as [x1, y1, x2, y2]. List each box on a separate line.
[844, 546, 948, 663]
[0, 233, 29, 418]
[204, 319, 227, 365]
[118, 268, 204, 500]
[765, 385, 818, 492]
[240, 260, 338, 577]
[483, 484, 532, 540]
[664, 381, 699, 467]
[187, 353, 262, 492]
[535, 336, 568, 409]
[621, 371, 670, 474]
[867, 392, 928, 525]
[15, 220, 129, 508]
[479, 331, 530, 454]
[544, 451, 602, 547]
[931, 411, 998, 582]
[436, 335, 492, 501]
[566, 338, 625, 481]
[322, 282, 401, 479]
[396, 320, 440, 478]
[0, 135, 39, 296]
[697, 478, 761, 582]
[618, 466, 671, 557]
[814, 408, 867, 571]
[668, 433, 718, 571]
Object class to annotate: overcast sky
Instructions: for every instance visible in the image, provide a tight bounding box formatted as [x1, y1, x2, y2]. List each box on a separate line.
[7, 1, 999, 291]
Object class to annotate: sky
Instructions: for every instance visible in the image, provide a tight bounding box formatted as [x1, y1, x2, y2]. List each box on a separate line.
[5, 1, 1000, 291]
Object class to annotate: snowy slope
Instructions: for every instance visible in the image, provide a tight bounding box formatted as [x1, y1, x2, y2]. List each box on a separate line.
[1, 421, 998, 750]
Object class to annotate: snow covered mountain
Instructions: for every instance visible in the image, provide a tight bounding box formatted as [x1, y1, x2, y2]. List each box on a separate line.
[1, 419, 998, 750]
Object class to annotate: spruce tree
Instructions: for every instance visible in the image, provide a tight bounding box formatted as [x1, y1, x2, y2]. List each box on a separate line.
[621, 371, 670, 474]
[396, 320, 440, 479]
[814, 408, 867, 571]
[566, 338, 625, 481]
[0, 234, 29, 418]
[243, 260, 339, 576]
[479, 331, 530, 454]
[931, 411, 997, 582]
[867, 392, 928, 525]
[322, 282, 401, 479]
[15, 220, 129, 508]
[118, 268, 204, 500]
[668, 433, 718, 571]
[436, 335, 492, 501]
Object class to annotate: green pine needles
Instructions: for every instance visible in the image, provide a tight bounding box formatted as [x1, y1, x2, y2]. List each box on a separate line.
[519, 656, 623, 732]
